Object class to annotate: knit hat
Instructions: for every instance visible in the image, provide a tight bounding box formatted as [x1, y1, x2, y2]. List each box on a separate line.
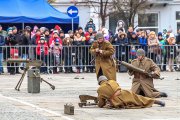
[40, 35, 45, 40]
[96, 33, 104, 39]
[7, 27, 13, 32]
[158, 32, 162, 37]
[132, 32, 136, 35]
[12, 26, 17, 31]
[98, 76, 108, 85]
[163, 29, 167, 32]
[136, 49, 145, 56]
[89, 18, 93, 22]
[54, 25, 61, 31]
[25, 26, 31, 30]
[53, 30, 59, 34]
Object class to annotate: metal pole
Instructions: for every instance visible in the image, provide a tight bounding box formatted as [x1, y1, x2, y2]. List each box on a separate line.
[72, 18, 74, 32]
[22, 23, 24, 30]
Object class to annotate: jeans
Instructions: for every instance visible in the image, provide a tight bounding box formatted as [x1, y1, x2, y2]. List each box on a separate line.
[0, 53, 3, 73]
[20, 54, 28, 68]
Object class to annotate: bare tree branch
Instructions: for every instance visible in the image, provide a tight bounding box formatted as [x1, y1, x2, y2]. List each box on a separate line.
[112, 0, 150, 28]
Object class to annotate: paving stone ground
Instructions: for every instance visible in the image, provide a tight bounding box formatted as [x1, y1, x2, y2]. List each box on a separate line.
[0, 71, 180, 120]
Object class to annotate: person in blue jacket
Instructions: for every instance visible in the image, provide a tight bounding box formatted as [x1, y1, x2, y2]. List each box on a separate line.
[0, 34, 5, 74]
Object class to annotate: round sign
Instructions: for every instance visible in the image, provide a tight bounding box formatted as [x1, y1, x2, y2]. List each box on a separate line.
[67, 6, 78, 18]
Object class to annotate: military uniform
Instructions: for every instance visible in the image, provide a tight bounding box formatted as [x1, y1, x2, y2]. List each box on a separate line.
[97, 80, 155, 108]
[90, 40, 116, 81]
[128, 57, 161, 98]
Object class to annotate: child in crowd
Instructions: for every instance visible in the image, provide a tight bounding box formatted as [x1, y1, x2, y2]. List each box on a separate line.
[158, 32, 167, 71]
[166, 33, 176, 72]
[50, 38, 62, 73]
[63, 34, 73, 73]
[36, 36, 49, 73]
[148, 31, 159, 62]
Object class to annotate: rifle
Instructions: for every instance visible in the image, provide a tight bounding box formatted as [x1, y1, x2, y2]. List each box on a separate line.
[7, 59, 55, 91]
[117, 60, 164, 80]
[78, 95, 98, 107]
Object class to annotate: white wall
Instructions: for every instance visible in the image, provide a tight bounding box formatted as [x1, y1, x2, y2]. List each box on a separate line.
[136, 3, 180, 34]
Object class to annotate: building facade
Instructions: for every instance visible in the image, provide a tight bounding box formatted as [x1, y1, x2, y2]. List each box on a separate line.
[52, 0, 180, 34]
[134, 0, 180, 34]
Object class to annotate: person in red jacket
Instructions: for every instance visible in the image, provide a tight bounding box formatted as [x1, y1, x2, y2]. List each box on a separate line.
[36, 36, 49, 73]
[49, 30, 62, 47]
[31, 29, 41, 45]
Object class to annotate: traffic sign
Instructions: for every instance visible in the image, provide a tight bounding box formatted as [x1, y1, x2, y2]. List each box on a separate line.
[67, 6, 78, 18]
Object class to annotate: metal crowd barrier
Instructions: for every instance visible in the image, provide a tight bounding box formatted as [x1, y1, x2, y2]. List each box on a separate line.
[0, 45, 180, 73]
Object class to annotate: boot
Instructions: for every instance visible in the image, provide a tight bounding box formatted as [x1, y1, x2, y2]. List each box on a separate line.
[154, 100, 165, 107]
[160, 92, 168, 97]
[53, 67, 58, 74]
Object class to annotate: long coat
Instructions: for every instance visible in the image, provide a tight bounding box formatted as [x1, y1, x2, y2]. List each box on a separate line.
[97, 80, 155, 108]
[90, 40, 116, 80]
[128, 57, 161, 98]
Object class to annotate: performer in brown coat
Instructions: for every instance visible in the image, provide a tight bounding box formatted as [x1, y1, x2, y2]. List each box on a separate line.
[90, 33, 116, 80]
[128, 48, 167, 98]
[97, 76, 165, 109]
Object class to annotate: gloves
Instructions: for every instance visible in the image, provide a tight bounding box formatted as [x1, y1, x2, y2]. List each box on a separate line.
[147, 72, 159, 78]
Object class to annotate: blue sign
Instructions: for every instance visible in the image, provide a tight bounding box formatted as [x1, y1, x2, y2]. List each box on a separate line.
[67, 6, 78, 18]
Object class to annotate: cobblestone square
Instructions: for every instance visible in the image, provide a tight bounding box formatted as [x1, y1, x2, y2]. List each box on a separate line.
[0, 72, 180, 120]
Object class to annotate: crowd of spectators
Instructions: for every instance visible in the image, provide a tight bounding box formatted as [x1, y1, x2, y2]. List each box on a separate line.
[0, 18, 180, 75]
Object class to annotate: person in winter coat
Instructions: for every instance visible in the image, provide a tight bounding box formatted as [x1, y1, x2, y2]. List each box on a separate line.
[97, 75, 165, 109]
[63, 34, 73, 73]
[166, 33, 176, 72]
[90, 33, 116, 80]
[128, 49, 168, 98]
[0, 34, 5, 74]
[138, 31, 147, 51]
[36, 36, 49, 73]
[157, 32, 167, 71]
[85, 18, 96, 32]
[49, 31, 62, 46]
[50, 38, 63, 74]
[19, 30, 31, 70]
[5, 27, 19, 74]
[31, 25, 38, 38]
[85, 27, 95, 73]
[31, 29, 41, 45]
[114, 32, 128, 65]
[148, 31, 159, 63]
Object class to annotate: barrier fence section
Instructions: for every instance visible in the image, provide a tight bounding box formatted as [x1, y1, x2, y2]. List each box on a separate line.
[0, 45, 180, 73]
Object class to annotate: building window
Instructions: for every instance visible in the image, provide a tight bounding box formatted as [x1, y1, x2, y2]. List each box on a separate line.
[176, 11, 180, 20]
[138, 13, 158, 33]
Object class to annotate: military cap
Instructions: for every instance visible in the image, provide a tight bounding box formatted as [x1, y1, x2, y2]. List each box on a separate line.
[96, 32, 104, 39]
[136, 48, 145, 56]
[98, 75, 108, 85]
